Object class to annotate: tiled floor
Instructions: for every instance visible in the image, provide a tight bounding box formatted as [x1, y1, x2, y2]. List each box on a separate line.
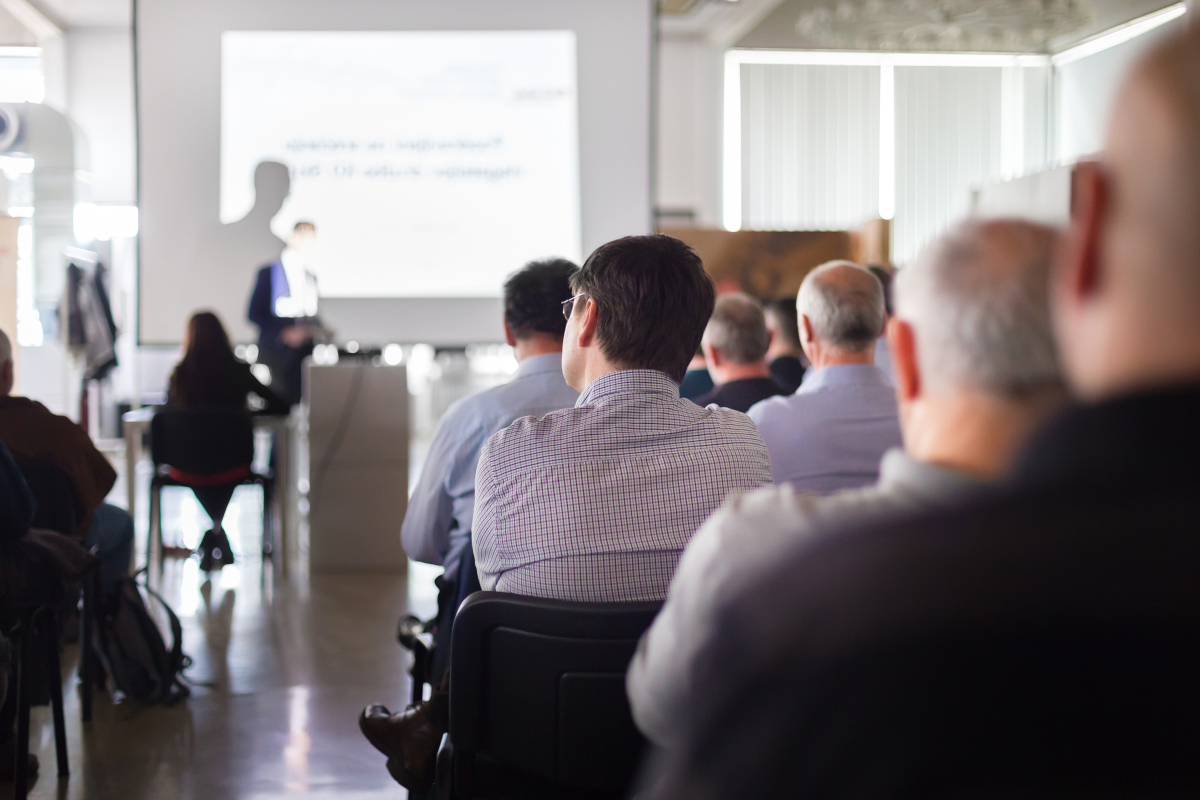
[15, 480, 434, 799]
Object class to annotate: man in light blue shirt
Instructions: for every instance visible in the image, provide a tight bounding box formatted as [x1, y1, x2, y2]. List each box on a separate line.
[400, 259, 581, 581]
[748, 261, 902, 492]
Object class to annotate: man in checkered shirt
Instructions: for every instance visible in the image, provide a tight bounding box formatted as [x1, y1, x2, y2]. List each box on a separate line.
[472, 234, 773, 602]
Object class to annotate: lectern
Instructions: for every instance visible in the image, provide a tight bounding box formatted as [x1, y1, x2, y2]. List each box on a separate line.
[305, 360, 408, 573]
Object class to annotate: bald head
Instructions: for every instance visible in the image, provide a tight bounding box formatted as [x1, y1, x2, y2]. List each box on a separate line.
[1056, 22, 1200, 398]
[898, 219, 1061, 397]
[796, 261, 886, 354]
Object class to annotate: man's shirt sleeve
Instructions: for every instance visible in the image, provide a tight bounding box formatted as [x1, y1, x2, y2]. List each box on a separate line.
[401, 403, 486, 566]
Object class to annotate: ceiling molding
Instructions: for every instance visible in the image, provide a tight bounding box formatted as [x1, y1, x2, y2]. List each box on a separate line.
[0, 0, 62, 39]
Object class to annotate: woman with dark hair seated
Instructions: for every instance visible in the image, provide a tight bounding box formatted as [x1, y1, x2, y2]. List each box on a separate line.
[167, 312, 287, 570]
[168, 311, 289, 413]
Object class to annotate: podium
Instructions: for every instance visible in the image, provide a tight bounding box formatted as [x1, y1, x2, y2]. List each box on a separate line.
[305, 360, 409, 573]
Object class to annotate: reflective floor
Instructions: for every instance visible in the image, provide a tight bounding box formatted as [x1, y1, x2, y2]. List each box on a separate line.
[16, 482, 435, 800]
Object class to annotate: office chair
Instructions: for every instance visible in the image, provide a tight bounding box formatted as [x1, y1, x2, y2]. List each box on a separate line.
[434, 591, 660, 800]
[12, 457, 99, 724]
[148, 408, 274, 571]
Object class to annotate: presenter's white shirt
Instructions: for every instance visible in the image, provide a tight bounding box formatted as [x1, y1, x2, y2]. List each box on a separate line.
[275, 249, 319, 318]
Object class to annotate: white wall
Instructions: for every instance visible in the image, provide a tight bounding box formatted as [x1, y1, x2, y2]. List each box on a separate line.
[67, 28, 136, 204]
[1056, 16, 1184, 163]
[656, 35, 723, 227]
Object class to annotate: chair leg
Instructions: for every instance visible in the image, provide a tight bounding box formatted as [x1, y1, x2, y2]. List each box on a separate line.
[261, 482, 274, 560]
[80, 568, 96, 723]
[38, 609, 69, 777]
[14, 609, 32, 800]
[148, 483, 160, 568]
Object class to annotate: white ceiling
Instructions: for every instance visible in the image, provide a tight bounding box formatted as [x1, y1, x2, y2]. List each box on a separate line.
[730, 0, 1181, 52]
[32, 0, 129, 28]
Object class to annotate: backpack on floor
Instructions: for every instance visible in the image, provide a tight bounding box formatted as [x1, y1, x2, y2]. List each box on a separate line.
[91, 572, 191, 705]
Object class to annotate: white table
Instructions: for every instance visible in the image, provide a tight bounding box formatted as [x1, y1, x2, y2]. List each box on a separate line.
[122, 408, 298, 577]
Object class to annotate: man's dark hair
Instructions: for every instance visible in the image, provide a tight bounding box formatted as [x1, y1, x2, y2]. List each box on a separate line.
[503, 258, 579, 340]
[570, 234, 715, 383]
[868, 265, 895, 316]
[763, 298, 802, 349]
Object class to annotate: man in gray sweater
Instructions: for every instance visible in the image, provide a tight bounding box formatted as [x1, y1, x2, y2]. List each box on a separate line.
[628, 217, 1066, 748]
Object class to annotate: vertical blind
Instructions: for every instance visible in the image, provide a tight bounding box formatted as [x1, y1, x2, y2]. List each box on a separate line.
[740, 64, 880, 232]
[738, 62, 1008, 265]
[893, 66, 1003, 264]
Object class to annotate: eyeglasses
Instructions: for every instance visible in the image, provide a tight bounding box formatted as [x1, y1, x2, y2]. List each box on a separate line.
[562, 293, 586, 321]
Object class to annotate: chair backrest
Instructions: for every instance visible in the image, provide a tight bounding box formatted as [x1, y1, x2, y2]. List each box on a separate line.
[15, 457, 81, 536]
[450, 591, 661, 793]
[150, 407, 254, 475]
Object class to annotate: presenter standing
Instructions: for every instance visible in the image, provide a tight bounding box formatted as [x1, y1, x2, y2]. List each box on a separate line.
[248, 221, 323, 406]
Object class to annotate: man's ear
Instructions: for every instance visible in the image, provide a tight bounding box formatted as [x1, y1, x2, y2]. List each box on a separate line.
[799, 314, 814, 346]
[888, 317, 920, 403]
[576, 298, 599, 348]
[1060, 161, 1109, 306]
[502, 320, 517, 348]
[702, 341, 721, 369]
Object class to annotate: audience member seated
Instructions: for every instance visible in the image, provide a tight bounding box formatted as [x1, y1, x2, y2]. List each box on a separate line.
[474, 234, 772, 601]
[0, 329, 131, 594]
[359, 260, 580, 783]
[627, 218, 1064, 749]
[868, 264, 896, 384]
[677, 347, 713, 401]
[694, 293, 787, 412]
[762, 298, 807, 393]
[748, 261, 902, 492]
[645, 27, 1200, 799]
[360, 236, 771, 793]
[168, 311, 289, 414]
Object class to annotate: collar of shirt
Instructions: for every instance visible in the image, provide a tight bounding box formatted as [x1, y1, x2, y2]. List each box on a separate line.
[513, 352, 565, 381]
[877, 448, 987, 504]
[797, 363, 891, 395]
[576, 369, 679, 408]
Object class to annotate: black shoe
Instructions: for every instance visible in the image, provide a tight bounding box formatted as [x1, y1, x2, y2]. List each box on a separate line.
[359, 703, 444, 791]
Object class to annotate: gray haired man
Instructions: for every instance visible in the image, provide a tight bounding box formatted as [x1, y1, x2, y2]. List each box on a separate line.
[748, 260, 902, 491]
[628, 219, 1065, 748]
[695, 293, 787, 413]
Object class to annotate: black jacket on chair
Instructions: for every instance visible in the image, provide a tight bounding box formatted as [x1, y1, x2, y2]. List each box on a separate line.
[648, 385, 1200, 799]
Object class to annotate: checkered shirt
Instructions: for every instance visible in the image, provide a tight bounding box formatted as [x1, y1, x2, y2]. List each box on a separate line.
[473, 369, 773, 602]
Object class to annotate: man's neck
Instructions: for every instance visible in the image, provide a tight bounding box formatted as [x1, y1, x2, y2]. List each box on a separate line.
[513, 335, 563, 363]
[809, 346, 874, 371]
[903, 390, 1063, 479]
[711, 361, 771, 385]
[766, 344, 804, 362]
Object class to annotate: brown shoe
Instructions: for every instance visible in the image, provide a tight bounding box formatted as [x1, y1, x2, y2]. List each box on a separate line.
[359, 703, 445, 791]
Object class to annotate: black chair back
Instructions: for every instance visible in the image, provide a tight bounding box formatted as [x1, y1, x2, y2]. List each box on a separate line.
[150, 407, 254, 475]
[14, 458, 80, 537]
[449, 591, 660, 795]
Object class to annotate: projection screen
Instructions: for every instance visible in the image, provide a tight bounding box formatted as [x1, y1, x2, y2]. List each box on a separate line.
[136, 0, 653, 345]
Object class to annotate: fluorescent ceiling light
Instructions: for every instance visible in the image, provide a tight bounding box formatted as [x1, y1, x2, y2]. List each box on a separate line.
[1053, 3, 1187, 66]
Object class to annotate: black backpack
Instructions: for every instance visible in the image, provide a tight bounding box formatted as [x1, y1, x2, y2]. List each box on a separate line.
[91, 572, 191, 705]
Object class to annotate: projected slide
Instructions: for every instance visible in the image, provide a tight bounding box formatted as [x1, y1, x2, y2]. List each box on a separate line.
[221, 31, 581, 298]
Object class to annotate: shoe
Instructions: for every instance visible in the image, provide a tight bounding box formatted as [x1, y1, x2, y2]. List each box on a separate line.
[359, 703, 444, 791]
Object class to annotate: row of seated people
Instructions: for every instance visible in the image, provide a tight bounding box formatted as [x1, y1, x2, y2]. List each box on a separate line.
[367, 23, 1200, 798]
[361, 205, 1060, 789]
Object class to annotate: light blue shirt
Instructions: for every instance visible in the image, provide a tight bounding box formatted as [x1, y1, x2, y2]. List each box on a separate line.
[401, 352, 578, 579]
[747, 364, 903, 493]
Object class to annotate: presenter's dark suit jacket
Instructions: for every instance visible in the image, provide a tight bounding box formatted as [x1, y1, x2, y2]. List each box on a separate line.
[248, 264, 295, 348]
[649, 385, 1200, 800]
[248, 264, 310, 405]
